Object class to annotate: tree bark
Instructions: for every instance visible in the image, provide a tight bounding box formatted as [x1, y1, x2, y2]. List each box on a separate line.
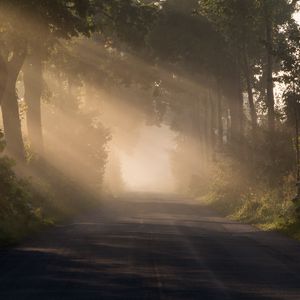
[209, 90, 216, 160]
[1, 47, 27, 161]
[264, 3, 275, 133]
[202, 91, 209, 166]
[229, 68, 244, 148]
[242, 50, 258, 135]
[216, 85, 223, 149]
[23, 53, 44, 155]
[0, 55, 8, 106]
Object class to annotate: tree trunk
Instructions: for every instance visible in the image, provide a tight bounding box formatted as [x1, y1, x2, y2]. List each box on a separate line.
[1, 79, 25, 160]
[202, 91, 209, 166]
[294, 91, 300, 185]
[229, 70, 244, 148]
[196, 94, 206, 169]
[216, 85, 223, 149]
[264, 3, 275, 133]
[242, 50, 258, 135]
[194, 96, 205, 169]
[23, 54, 44, 155]
[0, 55, 8, 106]
[209, 90, 216, 160]
[1, 48, 27, 161]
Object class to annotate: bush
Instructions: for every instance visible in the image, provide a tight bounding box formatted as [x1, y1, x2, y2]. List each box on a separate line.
[201, 140, 297, 230]
[0, 130, 46, 245]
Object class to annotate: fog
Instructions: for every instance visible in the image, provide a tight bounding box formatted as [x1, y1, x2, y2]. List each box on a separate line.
[0, 5, 221, 202]
[1, 45, 187, 197]
[120, 124, 176, 192]
[0, 31, 216, 203]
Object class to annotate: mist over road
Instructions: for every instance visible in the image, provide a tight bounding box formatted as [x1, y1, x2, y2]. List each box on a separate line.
[1, 194, 300, 299]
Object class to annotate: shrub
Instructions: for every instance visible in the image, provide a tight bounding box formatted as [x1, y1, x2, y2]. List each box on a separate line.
[0, 130, 45, 245]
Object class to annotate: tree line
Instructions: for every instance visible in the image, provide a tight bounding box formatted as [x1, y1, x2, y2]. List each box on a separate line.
[1, 0, 300, 240]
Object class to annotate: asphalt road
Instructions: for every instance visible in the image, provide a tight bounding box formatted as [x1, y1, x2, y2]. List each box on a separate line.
[1, 193, 300, 300]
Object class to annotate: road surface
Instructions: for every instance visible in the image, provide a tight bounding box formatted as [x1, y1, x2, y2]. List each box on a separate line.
[1, 194, 300, 299]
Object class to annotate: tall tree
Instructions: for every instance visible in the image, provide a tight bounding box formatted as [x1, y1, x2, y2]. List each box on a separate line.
[256, 0, 296, 132]
[0, 0, 92, 159]
[1, 41, 27, 160]
[23, 0, 158, 155]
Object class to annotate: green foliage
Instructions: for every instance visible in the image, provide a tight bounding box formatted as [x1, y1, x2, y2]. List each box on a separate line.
[27, 161, 105, 222]
[149, 0, 231, 81]
[204, 162, 294, 223]
[1, 0, 300, 245]
[202, 157, 246, 215]
[201, 128, 298, 232]
[163, 0, 300, 238]
[0, 132, 46, 245]
[94, 0, 160, 49]
[0, 129, 108, 245]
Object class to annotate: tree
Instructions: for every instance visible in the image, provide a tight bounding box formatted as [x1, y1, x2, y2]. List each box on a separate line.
[0, 0, 92, 159]
[0, 56, 7, 107]
[0, 38, 27, 160]
[21, 0, 158, 156]
[256, 0, 296, 132]
[199, 0, 260, 144]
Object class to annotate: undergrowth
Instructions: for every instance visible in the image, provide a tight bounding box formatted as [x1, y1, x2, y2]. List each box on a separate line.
[0, 131, 101, 246]
[0, 134, 46, 245]
[200, 152, 300, 239]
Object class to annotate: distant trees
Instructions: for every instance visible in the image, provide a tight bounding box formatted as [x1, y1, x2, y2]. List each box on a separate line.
[199, 0, 297, 138]
[0, 0, 300, 202]
[138, 0, 300, 198]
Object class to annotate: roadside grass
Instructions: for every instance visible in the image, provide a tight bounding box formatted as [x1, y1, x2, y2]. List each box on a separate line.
[0, 215, 51, 247]
[0, 180, 101, 247]
[199, 169, 300, 240]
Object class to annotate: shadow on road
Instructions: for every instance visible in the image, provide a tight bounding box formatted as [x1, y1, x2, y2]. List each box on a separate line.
[1, 194, 300, 299]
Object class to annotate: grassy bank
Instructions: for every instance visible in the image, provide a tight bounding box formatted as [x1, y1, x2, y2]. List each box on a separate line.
[199, 156, 300, 240]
